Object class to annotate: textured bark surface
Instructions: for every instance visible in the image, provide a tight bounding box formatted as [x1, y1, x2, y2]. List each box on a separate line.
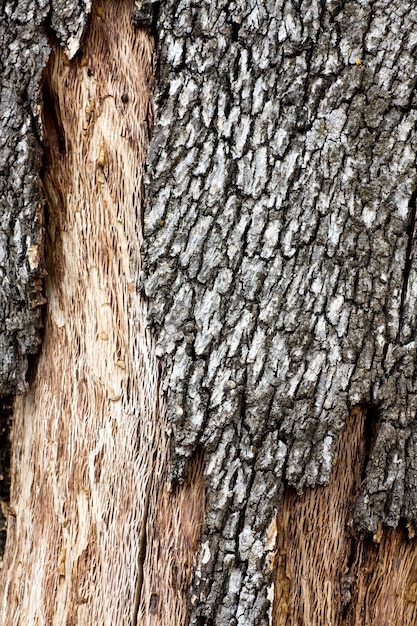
[143, 1, 417, 623]
[3, 1, 417, 625]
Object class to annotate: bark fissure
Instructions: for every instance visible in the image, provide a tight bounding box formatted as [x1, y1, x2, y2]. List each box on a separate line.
[361, 403, 379, 481]
[399, 189, 417, 338]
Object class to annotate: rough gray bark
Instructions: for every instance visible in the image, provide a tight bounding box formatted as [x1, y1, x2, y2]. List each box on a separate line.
[143, 1, 417, 623]
[0, 0, 90, 396]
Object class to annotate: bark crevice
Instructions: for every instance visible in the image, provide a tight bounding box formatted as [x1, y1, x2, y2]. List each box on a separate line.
[399, 188, 417, 338]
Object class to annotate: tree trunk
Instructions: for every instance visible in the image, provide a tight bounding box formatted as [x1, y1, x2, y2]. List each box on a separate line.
[2, 1, 417, 625]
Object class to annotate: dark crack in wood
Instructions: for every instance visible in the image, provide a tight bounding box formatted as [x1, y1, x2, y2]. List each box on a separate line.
[132, 464, 154, 626]
[0, 397, 13, 562]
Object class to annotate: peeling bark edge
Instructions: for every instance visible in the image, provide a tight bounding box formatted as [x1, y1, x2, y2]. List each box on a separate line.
[0, 0, 92, 397]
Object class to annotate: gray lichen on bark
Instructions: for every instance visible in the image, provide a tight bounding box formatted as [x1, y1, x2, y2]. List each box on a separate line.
[0, 0, 90, 395]
[143, 1, 417, 622]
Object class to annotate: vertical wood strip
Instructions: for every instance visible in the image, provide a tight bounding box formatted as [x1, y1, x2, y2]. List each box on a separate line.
[0, 3, 207, 624]
[0, 3, 159, 624]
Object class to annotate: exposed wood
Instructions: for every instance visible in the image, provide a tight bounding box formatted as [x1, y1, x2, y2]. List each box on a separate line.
[274, 407, 368, 625]
[0, 0, 91, 565]
[274, 406, 417, 626]
[139, 449, 206, 625]
[344, 528, 417, 626]
[0, 3, 162, 623]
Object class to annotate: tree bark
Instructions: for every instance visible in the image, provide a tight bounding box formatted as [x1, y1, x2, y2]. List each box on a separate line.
[2, 1, 417, 625]
[144, 1, 417, 623]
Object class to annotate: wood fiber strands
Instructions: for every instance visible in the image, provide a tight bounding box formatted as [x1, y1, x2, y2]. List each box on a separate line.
[143, 1, 417, 623]
[275, 407, 417, 626]
[0, 3, 171, 625]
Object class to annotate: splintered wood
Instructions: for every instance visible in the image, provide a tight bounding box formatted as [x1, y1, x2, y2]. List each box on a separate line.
[0, 2, 204, 625]
[138, 449, 206, 625]
[274, 407, 417, 626]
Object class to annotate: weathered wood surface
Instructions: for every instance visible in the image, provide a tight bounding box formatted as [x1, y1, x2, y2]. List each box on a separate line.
[0, 3, 163, 624]
[275, 406, 417, 626]
[143, 1, 417, 623]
